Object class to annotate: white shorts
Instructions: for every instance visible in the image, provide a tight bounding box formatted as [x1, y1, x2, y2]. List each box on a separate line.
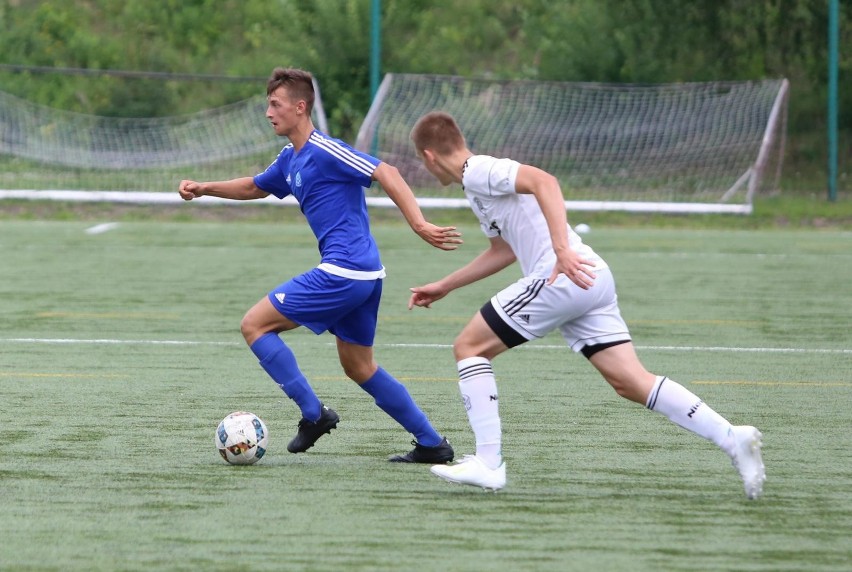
[481, 268, 631, 354]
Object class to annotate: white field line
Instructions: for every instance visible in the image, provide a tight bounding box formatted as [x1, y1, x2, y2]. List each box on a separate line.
[1, 338, 238, 346]
[0, 337, 850, 354]
[626, 251, 852, 259]
[387, 343, 852, 354]
[84, 222, 120, 235]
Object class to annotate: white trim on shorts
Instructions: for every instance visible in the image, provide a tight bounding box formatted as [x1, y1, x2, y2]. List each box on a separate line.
[317, 262, 386, 280]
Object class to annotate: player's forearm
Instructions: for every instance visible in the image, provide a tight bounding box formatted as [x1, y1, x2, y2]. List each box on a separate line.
[518, 166, 572, 255]
[198, 177, 267, 200]
[440, 245, 516, 292]
[374, 164, 428, 231]
[534, 180, 572, 256]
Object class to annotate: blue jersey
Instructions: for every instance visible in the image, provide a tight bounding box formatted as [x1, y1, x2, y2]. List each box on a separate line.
[254, 130, 383, 274]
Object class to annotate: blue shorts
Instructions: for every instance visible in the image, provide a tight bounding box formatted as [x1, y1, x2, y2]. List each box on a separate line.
[268, 267, 382, 347]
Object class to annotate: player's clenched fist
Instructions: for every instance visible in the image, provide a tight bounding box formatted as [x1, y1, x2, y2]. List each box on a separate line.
[178, 179, 204, 200]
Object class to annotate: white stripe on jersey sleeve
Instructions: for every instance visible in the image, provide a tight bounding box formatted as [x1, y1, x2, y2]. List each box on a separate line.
[266, 143, 294, 168]
[309, 132, 376, 176]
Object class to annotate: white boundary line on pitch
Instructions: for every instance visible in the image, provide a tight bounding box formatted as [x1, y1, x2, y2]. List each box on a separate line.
[0, 338, 238, 346]
[385, 343, 852, 354]
[0, 337, 850, 355]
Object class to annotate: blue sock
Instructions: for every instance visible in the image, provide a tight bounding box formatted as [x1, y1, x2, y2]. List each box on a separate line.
[250, 333, 322, 421]
[360, 367, 442, 446]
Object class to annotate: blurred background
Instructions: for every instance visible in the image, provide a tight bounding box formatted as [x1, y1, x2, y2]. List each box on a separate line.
[0, 0, 847, 196]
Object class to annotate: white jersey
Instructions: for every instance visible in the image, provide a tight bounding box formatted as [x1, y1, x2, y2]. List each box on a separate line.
[462, 155, 607, 279]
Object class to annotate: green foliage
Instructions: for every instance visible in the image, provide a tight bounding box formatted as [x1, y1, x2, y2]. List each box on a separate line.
[0, 0, 301, 116]
[384, 0, 541, 78]
[527, 0, 850, 137]
[532, 0, 624, 82]
[290, 0, 374, 138]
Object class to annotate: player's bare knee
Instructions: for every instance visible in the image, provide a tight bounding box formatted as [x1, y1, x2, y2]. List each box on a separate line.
[452, 335, 477, 361]
[611, 383, 632, 400]
[607, 377, 646, 404]
[452, 344, 465, 362]
[340, 361, 375, 384]
[240, 313, 259, 344]
[339, 360, 357, 381]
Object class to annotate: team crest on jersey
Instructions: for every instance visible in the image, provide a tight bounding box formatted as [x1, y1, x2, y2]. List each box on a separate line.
[294, 172, 302, 187]
[473, 197, 486, 215]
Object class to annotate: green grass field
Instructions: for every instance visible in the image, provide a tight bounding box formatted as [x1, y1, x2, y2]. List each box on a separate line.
[1, 217, 850, 571]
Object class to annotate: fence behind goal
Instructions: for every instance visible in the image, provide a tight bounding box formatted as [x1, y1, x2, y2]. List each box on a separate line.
[0, 80, 328, 204]
[356, 74, 789, 214]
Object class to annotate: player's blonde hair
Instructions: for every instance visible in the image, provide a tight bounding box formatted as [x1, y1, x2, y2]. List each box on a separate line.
[411, 111, 466, 156]
[267, 67, 315, 114]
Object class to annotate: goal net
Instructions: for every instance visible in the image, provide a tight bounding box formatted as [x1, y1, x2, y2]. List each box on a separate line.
[0, 82, 328, 201]
[356, 75, 789, 214]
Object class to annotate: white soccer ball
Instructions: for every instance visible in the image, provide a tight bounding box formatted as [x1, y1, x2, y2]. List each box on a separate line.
[216, 411, 269, 465]
[574, 223, 591, 234]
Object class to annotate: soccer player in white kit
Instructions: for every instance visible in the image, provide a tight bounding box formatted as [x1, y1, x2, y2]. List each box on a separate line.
[408, 111, 766, 499]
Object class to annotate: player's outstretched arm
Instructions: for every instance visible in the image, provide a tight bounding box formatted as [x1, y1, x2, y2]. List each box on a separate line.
[372, 162, 462, 251]
[409, 237, 516, 310]
[178, 177, 268, 201]
[408, 281, 449, 309]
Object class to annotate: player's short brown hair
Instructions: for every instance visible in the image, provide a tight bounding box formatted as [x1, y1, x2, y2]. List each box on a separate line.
[267, 67, 315, 114]
[411, 111, 466, 156]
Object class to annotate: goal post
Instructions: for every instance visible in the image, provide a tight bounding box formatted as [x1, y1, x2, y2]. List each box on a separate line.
[356, 74, 790, 214]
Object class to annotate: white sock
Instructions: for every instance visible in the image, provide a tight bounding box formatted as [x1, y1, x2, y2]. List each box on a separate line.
[457, 357, 502, 469]
[646, 376, 735, 456]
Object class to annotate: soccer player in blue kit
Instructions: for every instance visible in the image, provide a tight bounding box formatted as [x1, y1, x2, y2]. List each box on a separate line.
[179, 68, 460, 463]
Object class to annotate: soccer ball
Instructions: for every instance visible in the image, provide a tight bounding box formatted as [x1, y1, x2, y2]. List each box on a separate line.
[216, 411, 269, 465]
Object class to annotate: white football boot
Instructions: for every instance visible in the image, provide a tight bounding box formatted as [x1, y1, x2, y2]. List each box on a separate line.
[430, 454, 506, 491]
[730, 425, 766, 500]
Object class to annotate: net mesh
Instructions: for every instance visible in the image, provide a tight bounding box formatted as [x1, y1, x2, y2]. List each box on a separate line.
[356, 75, 788, 208]
[0, 87, 328, 193]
